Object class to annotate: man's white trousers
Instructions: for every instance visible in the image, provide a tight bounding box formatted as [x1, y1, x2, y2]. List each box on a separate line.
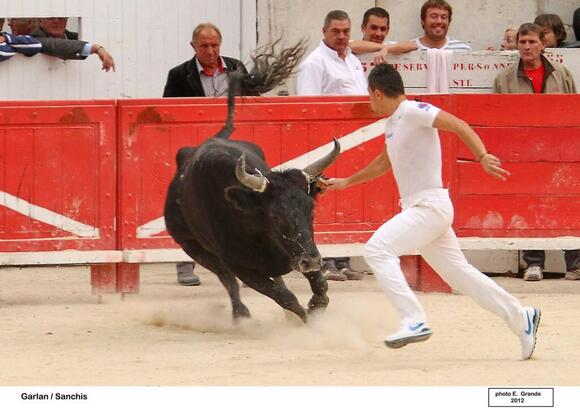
[363, 188, 526, 335]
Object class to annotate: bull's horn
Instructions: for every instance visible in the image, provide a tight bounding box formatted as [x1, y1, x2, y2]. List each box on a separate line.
[235, 153, 268, 192]
[302, 138, 341, 177]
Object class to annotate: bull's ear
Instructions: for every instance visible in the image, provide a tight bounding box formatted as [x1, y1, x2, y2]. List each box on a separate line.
[224, 186, 262, 212]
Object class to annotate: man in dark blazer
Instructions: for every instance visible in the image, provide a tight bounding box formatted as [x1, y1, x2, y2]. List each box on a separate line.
[163, 23, 251, 285]
[163, 23, 248, 98]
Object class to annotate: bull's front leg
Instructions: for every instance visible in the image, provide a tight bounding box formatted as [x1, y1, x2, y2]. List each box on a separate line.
[303, 270, 329, 313]
[240, 274, 308, 323]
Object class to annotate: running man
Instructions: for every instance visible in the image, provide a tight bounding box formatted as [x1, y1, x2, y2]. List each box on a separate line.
[321, 63, 541, 360]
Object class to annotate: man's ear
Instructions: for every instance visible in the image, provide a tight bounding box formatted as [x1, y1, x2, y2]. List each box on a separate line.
[224, 186, 262, 212]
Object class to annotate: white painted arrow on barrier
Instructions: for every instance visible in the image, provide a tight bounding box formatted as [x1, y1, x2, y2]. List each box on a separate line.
[0, 190, 100, 239]
[136, 118, 386, 239]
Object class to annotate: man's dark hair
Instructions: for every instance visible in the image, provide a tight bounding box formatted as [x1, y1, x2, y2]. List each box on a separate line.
[362, 7, 390, 27]
[517, 23, 545, 43]
[324, 10, 350, 29]
[368, 64, 405, 97]
[420, 0, 453, 22]
[534, 14, 567, 46]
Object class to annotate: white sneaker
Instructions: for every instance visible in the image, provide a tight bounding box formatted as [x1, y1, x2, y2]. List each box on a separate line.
[384, 322, 432, 349]
[520, 307, 541, 360]
[523, 266, 543, 281]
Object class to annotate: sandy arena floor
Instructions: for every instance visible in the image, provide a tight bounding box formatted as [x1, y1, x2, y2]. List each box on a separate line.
[0, 263, 579, 386]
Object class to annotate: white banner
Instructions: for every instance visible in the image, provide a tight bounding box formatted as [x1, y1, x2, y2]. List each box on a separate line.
[358, 49, 580, 94]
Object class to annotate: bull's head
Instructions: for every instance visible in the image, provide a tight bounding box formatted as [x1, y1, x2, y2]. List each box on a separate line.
[226, 139, 340, 273]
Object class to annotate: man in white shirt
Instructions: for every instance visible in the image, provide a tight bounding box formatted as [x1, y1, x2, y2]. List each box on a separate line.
[321, 64, 541, 360]
[297, 10, 367, 96]
[297, 10, 367, 281]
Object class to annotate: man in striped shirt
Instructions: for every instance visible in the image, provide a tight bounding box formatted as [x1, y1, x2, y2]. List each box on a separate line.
[372, 0, 471, 63]
[414, 0, 470, 51]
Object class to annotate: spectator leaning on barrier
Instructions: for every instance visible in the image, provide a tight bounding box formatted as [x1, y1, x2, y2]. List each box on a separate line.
[373, 0, 470, 64]
[320, 63, 541, 360]
[493, 23, 579, 281]
[296, 10, 366, 282]
[414, 0, 471, 51]
[349, 7, 397, 55]
[162, 22, 252, 286]
[8, 17, 116, 72]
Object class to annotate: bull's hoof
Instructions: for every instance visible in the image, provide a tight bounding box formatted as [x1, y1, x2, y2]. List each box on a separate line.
[232, 305, 251, 323]
[283, 310, 306, 326]
[307, 295, 329, 313]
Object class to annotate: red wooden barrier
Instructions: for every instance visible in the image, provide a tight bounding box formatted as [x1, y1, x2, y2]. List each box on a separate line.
[2, 95, 579, 295]
[453, 95, 580, 238]
[0, 100, 123, 293]
[116, 94, 580, 294]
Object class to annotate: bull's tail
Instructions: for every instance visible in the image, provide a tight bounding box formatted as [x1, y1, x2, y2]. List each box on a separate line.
[214, 39, 307, 140]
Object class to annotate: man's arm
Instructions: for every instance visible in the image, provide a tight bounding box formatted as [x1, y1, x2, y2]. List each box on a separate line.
[349, 40, 384, 55]
[433, 110, 510, 180]
[321, 149, 391, 191]
[38, 37, 115, 71]
[90, 43, 115, 72]
[372, 40, 419, 65]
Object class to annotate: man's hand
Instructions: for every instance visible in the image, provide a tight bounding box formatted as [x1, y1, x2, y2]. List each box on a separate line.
[92, 44, 116, 72]
[0, 35, 5, 43]
[480, 153, 510, 181]
[373, 47, 389, 65]
[317, 177, 349, 194]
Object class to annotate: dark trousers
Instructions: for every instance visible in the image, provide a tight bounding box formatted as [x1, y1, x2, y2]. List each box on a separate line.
[523, 249, 580, 272]
[322, 257, 350, 270]
[176, 261, 195, 274]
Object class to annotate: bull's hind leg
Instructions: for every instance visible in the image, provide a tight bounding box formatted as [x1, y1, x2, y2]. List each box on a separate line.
[178, 240, 250, 320]
[302, 271, 329, 313]
[240, 275, 307, 323]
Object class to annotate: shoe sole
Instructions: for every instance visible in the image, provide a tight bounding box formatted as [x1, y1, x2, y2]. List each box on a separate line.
[384, 330, 433, 349]
[178, 281, 201, 286]
[524, 308, 541, 359]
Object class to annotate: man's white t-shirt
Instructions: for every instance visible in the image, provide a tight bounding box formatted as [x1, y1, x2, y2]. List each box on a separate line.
[297, 40, 367, 95]
[385, 100, 442, 199]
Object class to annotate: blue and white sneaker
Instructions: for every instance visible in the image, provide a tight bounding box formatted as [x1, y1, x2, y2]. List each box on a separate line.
[384, 322, 433, 349]
[520, 306, 541, 360]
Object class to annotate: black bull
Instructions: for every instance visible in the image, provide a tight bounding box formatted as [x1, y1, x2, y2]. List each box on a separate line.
[163, 42, 341, 322]
[164, 136, 340, 322]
